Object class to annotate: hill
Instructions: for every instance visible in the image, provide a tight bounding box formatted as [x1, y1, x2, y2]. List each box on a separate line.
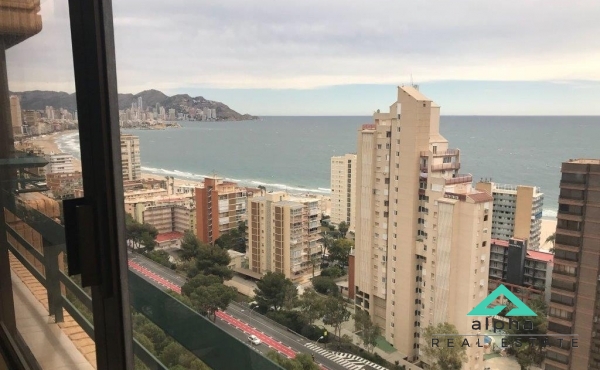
[11, 89, 258, 121]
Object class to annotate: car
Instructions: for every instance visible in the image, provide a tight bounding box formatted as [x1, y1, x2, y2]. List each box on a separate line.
[248, 335, 261, 345]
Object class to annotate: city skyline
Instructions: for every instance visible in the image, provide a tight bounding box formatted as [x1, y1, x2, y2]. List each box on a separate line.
[4, 0, 600, 116]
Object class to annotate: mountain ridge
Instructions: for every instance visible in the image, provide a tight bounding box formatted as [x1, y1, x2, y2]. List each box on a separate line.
[11, 89, 258, 121]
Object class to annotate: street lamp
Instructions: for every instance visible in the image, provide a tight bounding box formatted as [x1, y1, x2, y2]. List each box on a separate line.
[316, 336, 324, 345]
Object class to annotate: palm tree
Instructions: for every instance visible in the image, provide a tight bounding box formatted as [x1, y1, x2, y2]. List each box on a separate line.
[546, 232, 556, 253]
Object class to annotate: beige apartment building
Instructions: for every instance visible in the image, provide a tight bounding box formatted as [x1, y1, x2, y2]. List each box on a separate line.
[330, 153, 357, 232]
[195, 177, 247, 244]
[10, 95, 22, 137]
[120, 134, 141, 181]
[353, 86, 492, 369]
[248, 192, 322, 284]
[476, 181, 544, 249]
[545, 159, 600, 370]
[136, 200, 196, 235]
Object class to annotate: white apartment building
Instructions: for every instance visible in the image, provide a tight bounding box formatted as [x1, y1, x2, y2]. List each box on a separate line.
[120, 134, 141, 181]
[354, 86, 492, 369]
[45, 154, 75, 174]
[248, 192, 322, 284]
[475, 182, 544, 249]
[330, 153, 357, 232]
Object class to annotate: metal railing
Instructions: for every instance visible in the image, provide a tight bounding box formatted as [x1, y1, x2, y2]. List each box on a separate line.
[3, 190, 282, 370]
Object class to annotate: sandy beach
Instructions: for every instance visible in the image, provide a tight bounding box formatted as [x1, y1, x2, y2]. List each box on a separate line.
[539, 218, 557, 252]
[28, 131, 201, 188]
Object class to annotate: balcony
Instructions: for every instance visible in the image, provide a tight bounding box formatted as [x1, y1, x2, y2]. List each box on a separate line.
[445, 174, 472, 185]
[419, 149, 459, 157]
[3, 191, 280, 370]
[431, 162, 460, 171]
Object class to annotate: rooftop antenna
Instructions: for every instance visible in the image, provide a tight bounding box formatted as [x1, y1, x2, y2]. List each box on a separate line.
[411, 74, 419, 91]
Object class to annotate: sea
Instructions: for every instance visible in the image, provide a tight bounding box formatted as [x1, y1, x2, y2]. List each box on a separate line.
[56, 116, 600, 218]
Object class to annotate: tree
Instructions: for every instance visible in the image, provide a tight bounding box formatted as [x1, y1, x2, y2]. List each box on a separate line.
[294, 353, 320, 370]
[179, 231, 202, 261]
[199, 284, 237, 321]
[195, 242, 233, 281]
[126, 213, 158, 253]
[422, 322, 467, 370]
[337, 221, 349, 237]
[254, 271, 297, 312]
[266, 351, 319, 370]
[214, 225, 246, 253]
[320, 266, 344, 278]
[145, 250, 172, 269]
[312, 276, 339, 296]
[503, 298, 547, 369]
[182, 276, 237, 321]
[328, 238, 353, 267]
[322, 295, 350, 345]
[546, 232, 556, 253]
[299, 288, 325, 325]
[353, 309, 382, 353]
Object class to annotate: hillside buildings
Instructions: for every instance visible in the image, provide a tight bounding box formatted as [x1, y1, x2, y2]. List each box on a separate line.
[330, 154, 357, 232]
[120, 134, 141, 181]
[545, 159, 600, 370]
[476, 181, 544, 249]
[353, 86, 492, 369]
[195, 177, 247, 244]
[247, 192, 322, 283]
[488, 238, 553, 304]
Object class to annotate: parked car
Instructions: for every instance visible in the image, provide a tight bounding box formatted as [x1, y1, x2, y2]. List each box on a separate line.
[248, 335, 261, 345]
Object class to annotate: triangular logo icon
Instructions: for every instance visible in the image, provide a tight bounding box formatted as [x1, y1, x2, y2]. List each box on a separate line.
[467, 284, 537, 317]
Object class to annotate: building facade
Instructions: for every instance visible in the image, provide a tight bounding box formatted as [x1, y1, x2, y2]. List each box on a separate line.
[45, 154, 75, 174]
[137, 200, 196, 235]
[10, 95, 22, 137]
[195, 177, 247, 244]
[247, 192, 322, 283]
[545, 159, 600, 370]
[353, 86, 492, 369]
[120, 134, 141, 181]
[476, 181, 544, 249]
[488, 238, 553, 304]
[330, 153, 357, 232]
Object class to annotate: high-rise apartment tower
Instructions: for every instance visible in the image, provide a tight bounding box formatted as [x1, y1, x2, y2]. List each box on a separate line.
[353, 86, 492, 369]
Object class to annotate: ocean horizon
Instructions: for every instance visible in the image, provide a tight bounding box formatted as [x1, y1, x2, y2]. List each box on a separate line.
[56, 115, 600, 218]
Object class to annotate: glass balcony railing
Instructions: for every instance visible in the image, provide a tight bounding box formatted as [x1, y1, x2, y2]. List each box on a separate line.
[2, 190, 282, 370]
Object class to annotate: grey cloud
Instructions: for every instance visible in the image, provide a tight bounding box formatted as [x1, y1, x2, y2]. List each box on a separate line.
[6, 0, 600, 92]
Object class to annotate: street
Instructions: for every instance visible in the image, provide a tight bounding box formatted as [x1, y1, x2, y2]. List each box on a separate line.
[127, 252, 388, 370]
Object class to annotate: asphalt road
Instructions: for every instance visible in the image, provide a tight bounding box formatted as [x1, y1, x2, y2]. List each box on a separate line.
[127, 252, 380, 370]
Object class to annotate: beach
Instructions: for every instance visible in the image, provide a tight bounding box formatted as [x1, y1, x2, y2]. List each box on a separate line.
[30, 131, 560, 248]
[29, 131, 201, 188]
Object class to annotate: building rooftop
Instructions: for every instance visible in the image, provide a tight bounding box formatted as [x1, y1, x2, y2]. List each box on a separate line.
[467, 192, 494, 203]
[527, 250, 554, 263]
[227, 250, 245, 258]
[491, 239, 510, 247]
[400, 85, 431, 102]
[567, 159, 600, 165]
[155, 231, 184, 243]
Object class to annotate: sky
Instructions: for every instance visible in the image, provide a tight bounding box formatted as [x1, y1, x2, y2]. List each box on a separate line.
[5, 0, 600, 115]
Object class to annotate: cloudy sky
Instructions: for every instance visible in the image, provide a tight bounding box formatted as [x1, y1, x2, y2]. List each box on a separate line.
[6, 0, 600, 115]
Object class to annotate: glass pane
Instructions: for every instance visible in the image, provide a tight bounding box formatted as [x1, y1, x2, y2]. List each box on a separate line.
[0, 1, 96, 369]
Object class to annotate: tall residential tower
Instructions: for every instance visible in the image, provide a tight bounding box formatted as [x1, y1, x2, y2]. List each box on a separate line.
[353, 86, 492, 369]
[120, 134, 141, 181]
[475, 181, 544, 249]
[330, 153, 357, 232]
[545, 159, 600, 370]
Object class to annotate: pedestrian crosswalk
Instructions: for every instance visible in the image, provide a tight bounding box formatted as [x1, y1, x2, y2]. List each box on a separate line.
[333, 352, 389, 370]
[304, 343, 389, 370]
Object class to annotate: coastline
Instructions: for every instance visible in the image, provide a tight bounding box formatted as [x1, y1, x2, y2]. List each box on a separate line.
[29, 131, 560, 247]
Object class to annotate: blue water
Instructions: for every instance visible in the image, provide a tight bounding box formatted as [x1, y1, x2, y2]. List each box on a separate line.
[56, 115, 600, 217]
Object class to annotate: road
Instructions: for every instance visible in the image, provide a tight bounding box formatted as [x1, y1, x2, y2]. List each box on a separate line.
[127, 252, 386, 370]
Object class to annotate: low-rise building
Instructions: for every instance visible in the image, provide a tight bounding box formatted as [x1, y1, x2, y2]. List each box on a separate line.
[488, 238, 553, 304]
[248, 192, 322, 284]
